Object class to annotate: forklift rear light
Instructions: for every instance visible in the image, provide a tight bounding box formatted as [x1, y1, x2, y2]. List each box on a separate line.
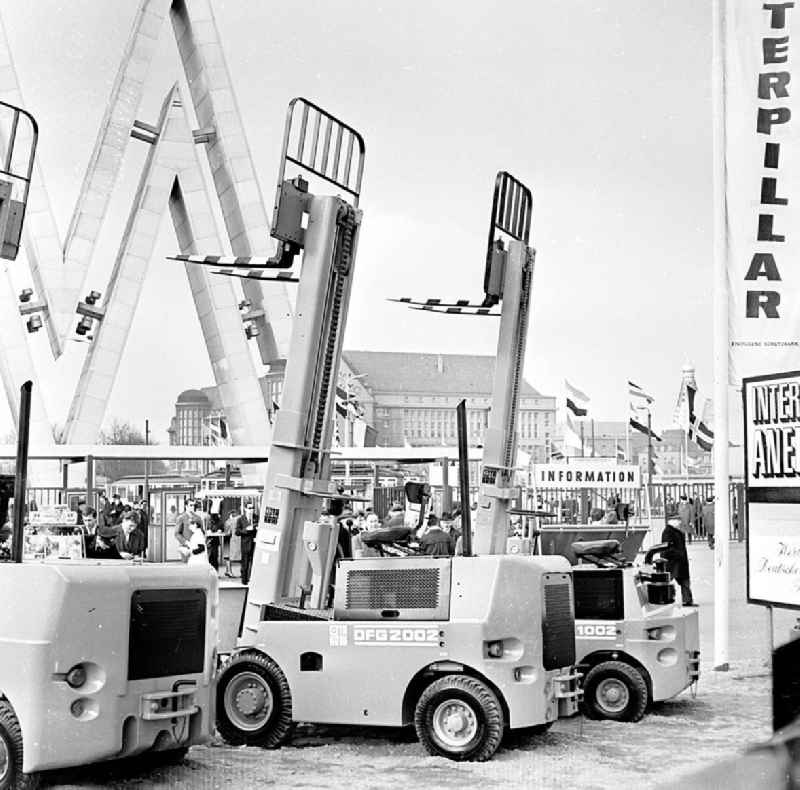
[66, 664, 87, 689]
[486, 640, 504, 658]
[646, 625, 676, 641]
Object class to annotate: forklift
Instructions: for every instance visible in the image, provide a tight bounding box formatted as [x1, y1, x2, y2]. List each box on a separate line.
[214, 162, 580, 761]
[0, 102, 218, 790]
[392, 167, 701, 724]
[506, 505, 700, 721]
[570, 538, 700, 721]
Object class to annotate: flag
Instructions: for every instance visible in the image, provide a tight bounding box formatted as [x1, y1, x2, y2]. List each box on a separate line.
[335, 384, 364, 419]
[629, 405, 662, 441]
[686, 384, 714, 451]
[616, 443, 626, 462]
[206, 413, 230, 446]
[563, 411, 583, 452]
[550, 447, 565, 461]
[628, 380, 654, 406]
[565, 379, 589, 417]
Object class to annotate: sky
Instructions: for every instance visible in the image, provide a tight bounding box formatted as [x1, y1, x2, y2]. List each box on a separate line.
[0, 0, 713, 444]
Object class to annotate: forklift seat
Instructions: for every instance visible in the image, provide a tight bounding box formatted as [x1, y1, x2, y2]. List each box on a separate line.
[572, 540, 621, 558]
[360, 525, 413, 547]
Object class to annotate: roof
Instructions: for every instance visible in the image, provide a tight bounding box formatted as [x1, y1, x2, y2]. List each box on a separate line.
[341, 351, 543, 397]
[177, 389, 211, 405]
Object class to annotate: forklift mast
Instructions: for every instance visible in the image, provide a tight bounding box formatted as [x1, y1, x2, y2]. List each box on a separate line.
[242, 100, 365, 635]
[472, 173, 534, 555]
[391, 173, 533, 555]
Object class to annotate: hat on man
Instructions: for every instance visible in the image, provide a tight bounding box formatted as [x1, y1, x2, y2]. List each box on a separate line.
[666, 517, 681, 528]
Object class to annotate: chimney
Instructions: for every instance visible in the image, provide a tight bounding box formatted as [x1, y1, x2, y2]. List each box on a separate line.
[436, 354, 444, 374]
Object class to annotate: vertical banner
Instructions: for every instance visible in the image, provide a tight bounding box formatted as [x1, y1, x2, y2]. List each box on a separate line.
[726, 2, 800, 381]
[742, 371, 800, 609]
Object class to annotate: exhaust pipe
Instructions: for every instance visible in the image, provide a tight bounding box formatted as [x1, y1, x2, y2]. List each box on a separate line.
[11, 380, 32, 564]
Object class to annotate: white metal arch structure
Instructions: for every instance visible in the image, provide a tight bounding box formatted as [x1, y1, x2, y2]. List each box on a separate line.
[61, 84, 271, 447]
[0, 1, 293, 455]
[0, 1, 292, 363]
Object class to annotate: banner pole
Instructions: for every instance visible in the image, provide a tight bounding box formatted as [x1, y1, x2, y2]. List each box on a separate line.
[712, 0, 730, 672]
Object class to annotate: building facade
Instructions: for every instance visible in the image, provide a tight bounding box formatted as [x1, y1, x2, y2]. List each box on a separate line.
[168, 351, 557, 463]
[340, 351, 555, 462]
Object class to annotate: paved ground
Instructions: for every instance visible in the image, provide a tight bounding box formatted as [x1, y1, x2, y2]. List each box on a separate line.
[43, 542, 796, 789]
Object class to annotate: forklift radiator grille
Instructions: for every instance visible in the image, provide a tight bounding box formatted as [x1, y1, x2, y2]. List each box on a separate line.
[128, 589, 206, 680]
[542, 580, 575, 671]
[345, 567, 440, 609]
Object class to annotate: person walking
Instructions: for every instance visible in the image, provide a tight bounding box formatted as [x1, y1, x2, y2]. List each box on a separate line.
[662, 516, 696, 606]
[235, 503, 258, 584]
[702, 495, 715, 550]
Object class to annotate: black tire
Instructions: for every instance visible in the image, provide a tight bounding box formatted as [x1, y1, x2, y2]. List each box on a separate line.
[414, 675, 504, 762]
[216, 652, 293, 747]
[582, 661, 649, 722]
[0, 701, 39, 790]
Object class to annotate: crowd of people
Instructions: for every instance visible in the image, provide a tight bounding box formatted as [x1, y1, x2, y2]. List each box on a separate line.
[79, 492, 150, 560]
[341, 503, 468, 558]
[171, 498, 258, 582]
[664, 493, 716, 549]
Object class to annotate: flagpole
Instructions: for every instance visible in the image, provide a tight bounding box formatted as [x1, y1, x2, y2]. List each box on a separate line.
[626, 419, 630, 463]
[712, 0, 730, 671]
[647, 410, 653, 507]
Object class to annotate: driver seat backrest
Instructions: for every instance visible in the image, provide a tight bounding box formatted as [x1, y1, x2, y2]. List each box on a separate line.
[572, 539, 630, 567]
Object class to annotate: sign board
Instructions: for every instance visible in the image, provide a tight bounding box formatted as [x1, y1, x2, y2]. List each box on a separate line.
[743, 371, 800, 609]
[724, 3, 800, 382]
[532, 463, 640, 489]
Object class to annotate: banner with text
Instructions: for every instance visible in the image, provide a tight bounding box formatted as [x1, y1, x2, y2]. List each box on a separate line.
[743, 371, 800, 609]
[533, 463, 640, 490]
[726, 3, 800, 380]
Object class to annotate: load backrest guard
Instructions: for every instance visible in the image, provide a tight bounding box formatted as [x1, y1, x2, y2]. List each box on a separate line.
[483, 172, 532, 305]
[0, 100, 37, 261]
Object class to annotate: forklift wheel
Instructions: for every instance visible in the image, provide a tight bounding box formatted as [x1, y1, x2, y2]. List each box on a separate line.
[0, 701, 39, 789]
[414, 675, 504, 761]
[583, 661, 648, 722]
[216, 652, 293, 747]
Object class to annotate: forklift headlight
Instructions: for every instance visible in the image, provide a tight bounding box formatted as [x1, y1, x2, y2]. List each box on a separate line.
[486, 640, 504, 658]
[66, 664, 87, 689]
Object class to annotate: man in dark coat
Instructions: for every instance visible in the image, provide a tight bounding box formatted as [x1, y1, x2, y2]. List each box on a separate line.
[661, 516, 696, 606]
[235, 503, 258, 584]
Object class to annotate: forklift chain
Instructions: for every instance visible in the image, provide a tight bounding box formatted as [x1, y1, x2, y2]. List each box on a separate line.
[306, 204, 358, 471]
[502, 248, 533, 478]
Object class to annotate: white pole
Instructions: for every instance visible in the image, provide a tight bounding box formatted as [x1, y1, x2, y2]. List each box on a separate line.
[712, 0, 730, 672]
